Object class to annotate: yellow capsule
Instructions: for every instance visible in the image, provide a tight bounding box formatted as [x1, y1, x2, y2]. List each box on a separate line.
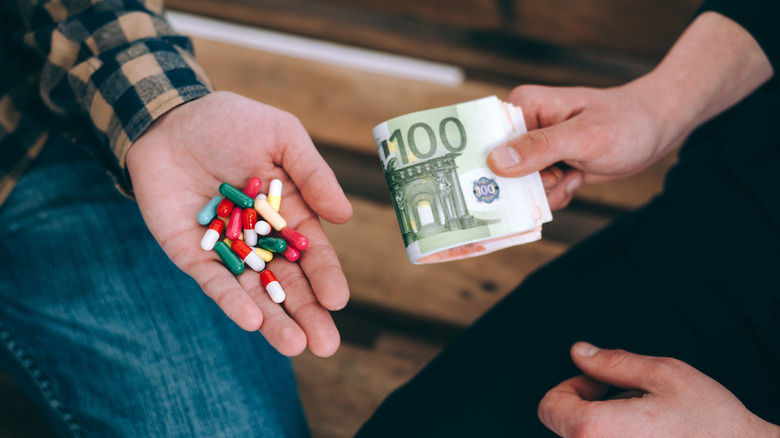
[254, 247, 274, 262]
[268, 179, 282, 212]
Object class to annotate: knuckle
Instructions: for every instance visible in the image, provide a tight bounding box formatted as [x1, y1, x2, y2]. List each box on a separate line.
[647, 356, 683, 380]
[568, 412, 605, 438]
[572, 423, 600, 438]
[603, 348, 633, 370]
[508, 84, 547, 104]
[522, 129, 552, 152]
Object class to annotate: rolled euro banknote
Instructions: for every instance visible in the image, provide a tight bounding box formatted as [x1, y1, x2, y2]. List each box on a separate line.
[374, 96, 552, 264]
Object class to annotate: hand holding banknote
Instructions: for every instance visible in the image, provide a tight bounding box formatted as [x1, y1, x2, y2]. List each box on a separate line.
[375, 96, 552, 264]
[488, 84, 685, 211]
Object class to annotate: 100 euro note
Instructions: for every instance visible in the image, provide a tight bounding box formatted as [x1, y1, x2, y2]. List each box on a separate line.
[374, 96, 552, 264]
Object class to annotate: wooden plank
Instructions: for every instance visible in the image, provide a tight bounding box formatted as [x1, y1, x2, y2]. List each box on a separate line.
[510, 0, 703, 58]
[292, 331, 443, 438]
[169, 0, 702, 60]
[189, 36, 675, 211]
[324, 196, 567, 327]
[317, 0, 504, 30]
[188, 36, 509, 155]
[170, 1, 653, 87]
[191, 33, 609, 212]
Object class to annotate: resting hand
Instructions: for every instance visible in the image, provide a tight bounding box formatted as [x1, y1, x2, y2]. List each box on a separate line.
[538, 342, 780, 437]
[126, 91, 353, 357]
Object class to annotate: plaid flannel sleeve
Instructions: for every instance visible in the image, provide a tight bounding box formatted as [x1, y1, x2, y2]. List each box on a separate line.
[11, 0, 214, 195]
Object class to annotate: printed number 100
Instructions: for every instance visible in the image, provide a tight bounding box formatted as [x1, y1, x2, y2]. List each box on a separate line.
[381, 117, 467, 165]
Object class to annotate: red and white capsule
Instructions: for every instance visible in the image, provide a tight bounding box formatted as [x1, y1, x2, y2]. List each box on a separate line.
[242, 208, 258, 246]
[280, 227, 308, 251]
[200, 219, 225, 251]
[231, 239, 265, 272]
[260, 270, 285, 303]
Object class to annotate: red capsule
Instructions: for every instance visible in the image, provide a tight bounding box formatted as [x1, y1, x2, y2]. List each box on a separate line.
[216, 197, 234, 217]
[280, 227, 308, 251]
[242, 177, 263, 198]
[242, 208, 257, 230]
[281, 246, 300, 262]
[226, 207, 243, 240]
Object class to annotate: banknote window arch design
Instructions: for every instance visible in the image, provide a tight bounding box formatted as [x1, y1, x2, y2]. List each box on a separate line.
[384, 154, 490, 246]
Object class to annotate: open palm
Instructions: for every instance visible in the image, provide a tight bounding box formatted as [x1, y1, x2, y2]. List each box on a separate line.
[126, 91, 353, 357]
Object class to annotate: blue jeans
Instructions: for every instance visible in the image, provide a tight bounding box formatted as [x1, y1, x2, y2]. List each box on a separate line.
[0, 136, 310, 437]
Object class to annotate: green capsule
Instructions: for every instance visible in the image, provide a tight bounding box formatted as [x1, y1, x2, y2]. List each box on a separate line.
[214, 241, 245, 275]
[256, 237, 287, 253]
[218, 183, 255, 209]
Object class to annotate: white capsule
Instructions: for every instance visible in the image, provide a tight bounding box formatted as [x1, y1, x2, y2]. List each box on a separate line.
[255, 220, 272, 236]
[200, 229, 221, 251]
[242, 251, 266, 272]
[243, 228, 258, 246]
[268, 179, 282, 211]
[265, 281, 285, 303]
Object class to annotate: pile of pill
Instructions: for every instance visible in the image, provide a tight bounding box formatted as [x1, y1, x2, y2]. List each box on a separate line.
[197, 177, 309, 303]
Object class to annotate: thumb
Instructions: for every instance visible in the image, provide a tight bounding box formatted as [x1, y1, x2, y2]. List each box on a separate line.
[488, 126, 570, 178]
[570, 342, 658, 393]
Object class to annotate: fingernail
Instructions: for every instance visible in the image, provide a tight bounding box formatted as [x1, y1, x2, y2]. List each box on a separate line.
[566, 175, 582, 196]
[574, 342, 599, 357]
[541, 175, 555, 191]
[491, 146, 521, 169]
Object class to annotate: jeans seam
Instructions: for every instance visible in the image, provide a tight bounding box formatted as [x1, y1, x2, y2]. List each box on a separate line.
[0, 321, 85, 438]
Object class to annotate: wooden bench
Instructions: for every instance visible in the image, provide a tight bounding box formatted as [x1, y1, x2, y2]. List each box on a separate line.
[0, 0, 702, 436]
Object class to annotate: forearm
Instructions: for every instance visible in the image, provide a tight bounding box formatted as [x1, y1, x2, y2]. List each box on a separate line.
[624, 11, 774, 154]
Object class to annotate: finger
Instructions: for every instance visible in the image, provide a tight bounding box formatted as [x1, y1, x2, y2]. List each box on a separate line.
[238, 269, 308, 356]
[570, 342, 667, 393]
[539, 165, 565, 192]
[537, 374, 610, 437]
[506, 84, 551, 131]
[541, 167, 584, 211]
[275, 193, 350, 311]
[488, 123, 577, 178]
[194, 258, 264, 331]
[278, 118, 353, 224]
[273, 262, 342, 357]
[297, 217, 350, 311]
[507, 84, 589, 129]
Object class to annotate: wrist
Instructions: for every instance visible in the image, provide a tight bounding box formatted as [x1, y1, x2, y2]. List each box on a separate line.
[619, 12, 773, 156]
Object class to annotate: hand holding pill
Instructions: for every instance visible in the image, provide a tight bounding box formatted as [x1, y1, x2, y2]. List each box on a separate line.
[125, 91, 353, 357]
